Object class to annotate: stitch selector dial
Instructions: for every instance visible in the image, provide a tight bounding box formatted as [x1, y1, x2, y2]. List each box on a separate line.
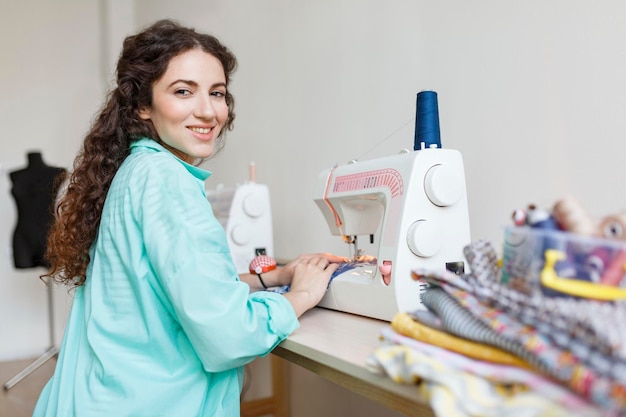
[406, 219, 443, 257]
[230, 224, 251, 245]
[424, 163, 463, 207]
[242, 193, 264, 218]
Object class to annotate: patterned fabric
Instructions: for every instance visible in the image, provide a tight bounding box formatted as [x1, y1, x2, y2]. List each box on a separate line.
[393, 311, 530, 368]
[412, 240, 626, 413]
[421, 287, 547, 373]
[268, 259, 378, 294]
[465, 240, 624, 360]
[368, 327, 603, 417]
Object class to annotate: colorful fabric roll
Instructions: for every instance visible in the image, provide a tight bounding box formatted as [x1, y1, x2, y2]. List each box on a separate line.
[420, 287, 549, 374]
[392, 311, 530, 369]
[411, 240, 626, 412]
[367, 330, 603, 417]
[375, 326, 601, 413]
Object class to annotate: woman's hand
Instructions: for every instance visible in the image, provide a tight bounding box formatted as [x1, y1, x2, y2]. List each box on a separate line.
[275, 253, 348, 286]
[241, 252, 347, 315]
[240, 253, 347, 292]
[283, 255, 341, 317]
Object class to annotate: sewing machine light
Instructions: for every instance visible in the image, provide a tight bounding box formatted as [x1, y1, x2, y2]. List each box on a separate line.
[343, 235, 356, 244]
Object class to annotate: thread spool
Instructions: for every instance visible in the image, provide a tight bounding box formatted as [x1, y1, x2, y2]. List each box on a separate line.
[552, 197, 595, 235]
[598, 212, 626, 240]
[414, 90, 441, 150]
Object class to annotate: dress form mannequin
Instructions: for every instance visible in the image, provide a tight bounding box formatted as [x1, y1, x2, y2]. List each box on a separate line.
[9, 152, 66, 269]
[3, 152, 66, 391]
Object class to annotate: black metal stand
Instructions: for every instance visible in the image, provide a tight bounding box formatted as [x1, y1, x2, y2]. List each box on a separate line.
[3, 279, 58, 390]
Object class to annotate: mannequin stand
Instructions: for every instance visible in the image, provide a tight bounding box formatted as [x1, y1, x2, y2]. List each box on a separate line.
[3, 278, 59, 390]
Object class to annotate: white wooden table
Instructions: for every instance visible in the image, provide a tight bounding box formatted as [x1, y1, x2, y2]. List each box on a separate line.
[272, 307, 435, 417]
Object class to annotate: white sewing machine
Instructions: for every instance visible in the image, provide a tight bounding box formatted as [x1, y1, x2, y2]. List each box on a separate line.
[207, 164, 274, 274]
[313, 148, 471, 321]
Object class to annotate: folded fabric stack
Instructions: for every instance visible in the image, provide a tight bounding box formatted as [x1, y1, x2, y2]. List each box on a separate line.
[367, 240, 626, 417]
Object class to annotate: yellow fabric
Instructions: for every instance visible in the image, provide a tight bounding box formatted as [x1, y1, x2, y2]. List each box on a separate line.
[370, 345, 585, 417]
[391, 312, 531, 369]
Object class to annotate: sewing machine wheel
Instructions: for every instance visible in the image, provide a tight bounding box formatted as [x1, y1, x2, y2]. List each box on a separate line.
[406, 220, 443, 258]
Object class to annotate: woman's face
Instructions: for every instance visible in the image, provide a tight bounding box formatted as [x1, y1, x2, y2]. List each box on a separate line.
[139, 48, 229, 163]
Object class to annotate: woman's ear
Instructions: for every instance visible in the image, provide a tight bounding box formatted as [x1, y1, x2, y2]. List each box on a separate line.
[138, 107, 151, 120]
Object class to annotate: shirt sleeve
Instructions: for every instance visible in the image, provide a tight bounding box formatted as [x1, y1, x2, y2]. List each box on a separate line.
[129, 154, 299, 372]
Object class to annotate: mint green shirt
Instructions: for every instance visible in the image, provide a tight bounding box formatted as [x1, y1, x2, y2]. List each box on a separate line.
[33, 139, 298, 417]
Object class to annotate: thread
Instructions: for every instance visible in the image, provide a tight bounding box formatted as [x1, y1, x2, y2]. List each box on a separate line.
[414, 90, 441, 150]
[598, 212, 626, 240]
[552, 197, 595, 236]
[355, 117, 414, 161]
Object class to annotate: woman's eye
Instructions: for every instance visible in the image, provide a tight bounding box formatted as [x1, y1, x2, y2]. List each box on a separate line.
[211, 90, 226, 98]
[175, 88, 192, 96]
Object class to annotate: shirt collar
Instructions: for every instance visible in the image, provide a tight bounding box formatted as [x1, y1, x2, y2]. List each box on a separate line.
[130, 138, 212, 181]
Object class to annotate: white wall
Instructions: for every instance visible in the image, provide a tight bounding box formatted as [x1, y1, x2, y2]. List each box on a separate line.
[135, 0, 626, 260]
[2, 1, 626, 416]
[0, 0, 135, 362]
[0, 0, 101, 361]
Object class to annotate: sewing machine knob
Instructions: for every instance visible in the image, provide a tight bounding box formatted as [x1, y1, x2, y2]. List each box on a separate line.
[424, 164, 463, 207]
[406, 220, 443, 257]
[230, 224, 251, 246]
[242, 193, 264, 218]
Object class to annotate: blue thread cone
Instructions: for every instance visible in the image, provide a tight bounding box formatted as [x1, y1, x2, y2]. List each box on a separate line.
[414, 90, 441, 150]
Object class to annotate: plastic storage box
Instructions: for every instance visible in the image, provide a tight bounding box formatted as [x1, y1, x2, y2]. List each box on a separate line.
[501, 226, 626, 300]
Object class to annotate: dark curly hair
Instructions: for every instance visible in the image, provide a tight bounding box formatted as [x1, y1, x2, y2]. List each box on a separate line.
[44, 19, 237, 287]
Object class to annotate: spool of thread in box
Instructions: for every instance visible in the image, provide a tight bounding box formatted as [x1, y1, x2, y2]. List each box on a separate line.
[414, 90, 441, 150]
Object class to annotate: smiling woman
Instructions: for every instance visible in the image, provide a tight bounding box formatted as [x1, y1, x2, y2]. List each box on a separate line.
[138, 49, 230, 163]
[32, 19, 342, 417]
